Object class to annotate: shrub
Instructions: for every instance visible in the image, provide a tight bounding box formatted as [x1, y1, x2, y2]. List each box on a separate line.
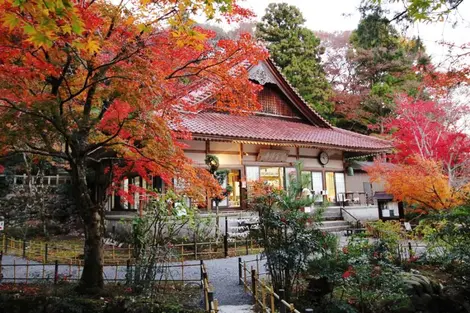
[0, 284, 204, 313]
[307, 235, 410, 313]
[417, 205, 470, 289]
[249, 163, 337, 301]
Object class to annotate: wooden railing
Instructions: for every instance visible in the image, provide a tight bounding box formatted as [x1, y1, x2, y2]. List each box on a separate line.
[0, 251, 202, 285]
[201, 260, 218, 313]
[238, 258, 314, 313]
[1, 235, 262, 265]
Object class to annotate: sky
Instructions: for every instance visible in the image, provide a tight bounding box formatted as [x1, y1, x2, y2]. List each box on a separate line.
[211, 0, 470, 67]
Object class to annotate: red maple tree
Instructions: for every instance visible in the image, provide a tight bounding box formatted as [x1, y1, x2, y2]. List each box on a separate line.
[387, 95, 470, 186]
[0, 0, 266, 290]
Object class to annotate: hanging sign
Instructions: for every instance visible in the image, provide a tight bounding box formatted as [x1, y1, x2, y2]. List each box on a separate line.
[257, 149, 289, 162]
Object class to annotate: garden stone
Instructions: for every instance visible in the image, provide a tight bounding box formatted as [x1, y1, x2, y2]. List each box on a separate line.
[305, 276, 334, 299]
[404, 279, 424, 296]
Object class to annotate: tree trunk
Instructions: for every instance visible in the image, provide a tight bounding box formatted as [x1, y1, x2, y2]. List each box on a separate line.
[71, 160, 105, 291]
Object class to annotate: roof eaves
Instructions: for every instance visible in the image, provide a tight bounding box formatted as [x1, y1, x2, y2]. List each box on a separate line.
[189, 133, 392, 153]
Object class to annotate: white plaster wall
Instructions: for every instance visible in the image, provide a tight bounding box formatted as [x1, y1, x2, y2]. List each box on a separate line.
[185, 152, 206, 165]
[242, 155, 257, 162]
[213, 154, 241, 166]
[326, 159, 344, 170]
[342, 207, 379, 222]
[210, 141, 239, 152]
[345, 172, 386, 193]
[180, 139, 205, 150]
[242, 144, 260, 153]
[299, 147, 318, 156]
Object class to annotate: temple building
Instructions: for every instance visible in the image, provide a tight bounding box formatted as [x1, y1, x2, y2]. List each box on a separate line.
[171, 59, 391, 211]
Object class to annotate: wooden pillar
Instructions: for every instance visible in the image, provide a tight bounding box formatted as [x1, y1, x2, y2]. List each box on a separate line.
[240, 143, 247, 211]
[205, 140, 212, 211]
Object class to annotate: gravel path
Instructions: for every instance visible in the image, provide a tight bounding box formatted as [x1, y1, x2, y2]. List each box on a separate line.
[203, 255, 265, 306]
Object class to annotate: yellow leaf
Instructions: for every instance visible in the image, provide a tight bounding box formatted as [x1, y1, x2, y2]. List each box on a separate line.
[85, 38, 101, 54]
[61, 24, 72, 34]
[125, 16, 135, 26]
[2, 13, 20, 30]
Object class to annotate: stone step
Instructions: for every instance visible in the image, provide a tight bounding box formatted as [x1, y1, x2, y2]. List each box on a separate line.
[322, 213, 342, 219]
[318, 220, 351, 233]
[321, 220, 349, 226]
[318, 225, 352, 232]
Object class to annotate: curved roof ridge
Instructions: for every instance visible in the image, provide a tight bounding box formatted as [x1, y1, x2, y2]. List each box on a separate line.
[333, 126, 391, 144]
[265, 58, 333, 129]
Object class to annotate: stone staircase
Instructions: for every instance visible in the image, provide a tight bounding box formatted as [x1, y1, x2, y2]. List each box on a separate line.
[317, 207, 353, 233]
[224, 208, 353, 238]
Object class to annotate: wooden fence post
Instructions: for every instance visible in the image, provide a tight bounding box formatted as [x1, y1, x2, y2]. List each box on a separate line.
[208, 291, 214, 311]
[193, 234, 197, 259]
[408, 241, 413, 258]
[270, 287, 275, 313]
[279, 289, 286, 313]
[289, 304, 295, 312]
[243, 261, 247, 292]
[251, 269, 257, 304]
[25, 260, 29, 284]
[22, 240, 27, 258]
[238, 257, 242, 285]
[54, 260, 59, 284]
[245, 237, 249, 255]
[199, 260, 204, 288]
[126, 259, 131, 285]
[261, 284, 266, 311]
[0, 251, 3, 279]
[44, 243, 48, 263]
[224, 234, 228, 258]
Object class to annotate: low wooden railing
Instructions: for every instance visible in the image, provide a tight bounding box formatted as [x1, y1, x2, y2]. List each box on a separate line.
[201, 260, 218, 313]
[2, 235, 262, 265]
[0, 251, 201, 285]
[238, 257, 314, 313]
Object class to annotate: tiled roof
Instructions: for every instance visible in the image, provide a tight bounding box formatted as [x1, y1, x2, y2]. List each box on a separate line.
[181, 112, 392, 152]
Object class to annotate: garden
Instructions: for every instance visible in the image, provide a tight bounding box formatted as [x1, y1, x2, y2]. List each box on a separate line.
[0, 0, 470, 312]
[245, 167, 470, 313]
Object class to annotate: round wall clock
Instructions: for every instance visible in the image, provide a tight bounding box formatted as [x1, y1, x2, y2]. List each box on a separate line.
[318, 151, 329, 165]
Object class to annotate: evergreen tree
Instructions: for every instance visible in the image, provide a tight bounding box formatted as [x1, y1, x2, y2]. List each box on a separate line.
[256, 3, 332, 117]
[347, 6, 428, 133]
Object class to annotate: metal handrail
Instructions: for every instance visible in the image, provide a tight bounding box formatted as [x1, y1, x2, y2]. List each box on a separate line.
[338, 195, 362, 230]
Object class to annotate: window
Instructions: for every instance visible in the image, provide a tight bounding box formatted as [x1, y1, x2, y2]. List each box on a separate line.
[325, 172, 336, 203]
[213, 175, 228, 207]
[260, 167, 284, 189]
[335, 173, 346, 202]
[311, 172, 324, 202]
[284, 167, 297, 191]
[214, 170, 241, 208]
[227, 170, 241, 207]
[246, 166, 260, 182]
[301, 171, 312, 189]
